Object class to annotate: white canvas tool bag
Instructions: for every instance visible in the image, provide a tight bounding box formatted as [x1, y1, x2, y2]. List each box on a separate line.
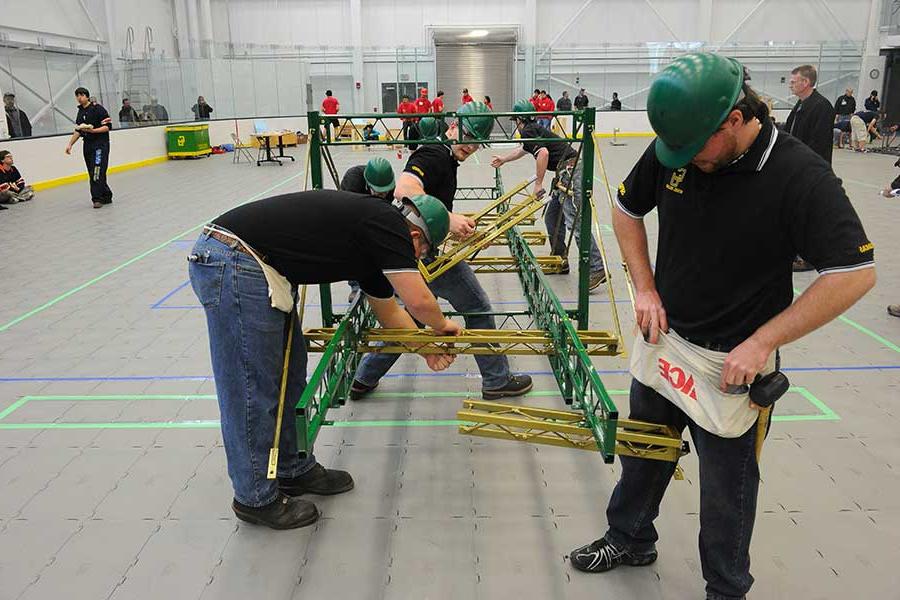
[204, 226, 294, 313]
[629, 330, 775, 438]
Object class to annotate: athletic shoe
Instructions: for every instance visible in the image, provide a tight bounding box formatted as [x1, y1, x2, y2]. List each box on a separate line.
[482, 374, 533, 400]
[93, 201, 103, 209]
[278, 463, 354, 496]
[589, 270, 607, 290]
[349, 379, 377, 401]
[569, 538, 658, 573]
[888, 304, 900, 318]
[232, 492, 319, 529]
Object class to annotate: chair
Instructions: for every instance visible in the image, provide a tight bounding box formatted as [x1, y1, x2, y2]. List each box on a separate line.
[230, 133, 255, 164]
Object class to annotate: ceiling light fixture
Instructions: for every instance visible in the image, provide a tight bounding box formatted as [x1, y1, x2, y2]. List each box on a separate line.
[464, 30, 490, 38]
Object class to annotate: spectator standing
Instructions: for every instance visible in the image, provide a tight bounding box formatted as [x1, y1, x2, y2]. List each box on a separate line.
[530, 89, 541, 109]
[0, 150, 34, 204]
[321, 90, 340, 138]
[610, 92, 622, 111]
[461, 88, 474, 104]
[783, 65, 835, 164]
[537, 90, 554, 128]
[65, 86, 113, 209]
[415, 88, 432, 114]
[556, 91, 572, 111]
[834, 88, 856, 118]
[192, 95, 213, 121]
[118, 98, 139, 127]
[432, 90, 445, 114]
[398, 94, 419, 151]
[483, 95, 493, 110]
[865, 90, 881, 112]
[573, 88, 589, 110]
[142, 97, 169, 124]
[4, 94, 32, 138]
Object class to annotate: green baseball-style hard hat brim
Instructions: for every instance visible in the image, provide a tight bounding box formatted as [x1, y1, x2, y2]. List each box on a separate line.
[457, 101, 494, 140]
[404, 194, 449, 246]
[648, 53, 745, 169]
[511, 99, 535, 120]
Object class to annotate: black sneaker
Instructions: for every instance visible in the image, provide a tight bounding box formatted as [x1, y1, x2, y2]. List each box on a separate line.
[482, 374, 533, 400]
[556, 259, 570, 275]
[232, 492, 319, 529]
[888, 304, 900, 318]
[569, 538, 658, 573]
[589, 270, 607, 291]
[349, 379, 377, 401]
[279, 463, 355, 496]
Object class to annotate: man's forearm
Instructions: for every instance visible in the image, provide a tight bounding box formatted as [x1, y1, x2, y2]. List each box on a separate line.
[612, 208, 655, 292]
[67, 132, 80, 145]
[369, 297, 421, 329]
[752, 268, 876, 350]
[535, 151, 549, 187]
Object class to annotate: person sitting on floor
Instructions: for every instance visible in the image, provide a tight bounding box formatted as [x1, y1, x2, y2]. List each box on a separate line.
[362, 123, 381, 141]
[0, 150, 34, 205]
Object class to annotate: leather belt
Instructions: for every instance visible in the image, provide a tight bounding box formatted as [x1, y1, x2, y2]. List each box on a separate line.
[204, 227, 258, 258]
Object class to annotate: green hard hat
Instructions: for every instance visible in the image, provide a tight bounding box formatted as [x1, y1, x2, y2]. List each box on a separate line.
[512, 99, 535, 119]
[418, 116, 439, 139]
[363, 157, 395, 193]
[457, 101, 494, 140]
[647, 53, 745, 169]
[403, 194, 449, 246]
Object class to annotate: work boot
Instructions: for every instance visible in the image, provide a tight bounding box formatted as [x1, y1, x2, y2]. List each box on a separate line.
[888, 304, 900, 318]
[589, 270, 608, 291]
[349, 379, 377, 401]
[279, 463, 355, 496]
[482, 374, 533, 400]
[232, 492, 319, 530]
[556, 258, 570, 275]
[792, 258, 815, 272]
[569, 537, 658, 573]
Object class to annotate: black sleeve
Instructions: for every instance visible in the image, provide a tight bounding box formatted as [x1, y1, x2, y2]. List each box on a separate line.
[809, 99, 835, 163]
[355, 208, 419, 299]
[5, 114, 11, 138]
[616, 141, 661, 218]
[790, 164, 874, 273]
[849, 97, 856, 113]
[519, 123, 546, 157]
[340, 165, 368, 193]
[95, 105, 112, 129]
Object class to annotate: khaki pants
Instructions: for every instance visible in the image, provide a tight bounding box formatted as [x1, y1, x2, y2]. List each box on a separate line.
[850, 115, 867, 145]
[0, 186, 33, 203]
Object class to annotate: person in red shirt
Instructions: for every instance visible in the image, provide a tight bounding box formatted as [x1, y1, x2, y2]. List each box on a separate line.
[483, 95, 493, 110]
[432, 90, 445, 114]
[321, 90, 340, 138]
[461, 88, 473, 104]
[537, 90, 554, 128]
[530, 89, 541, 109]
[415, 88, 431, 114]
[397, 94, 420, 151]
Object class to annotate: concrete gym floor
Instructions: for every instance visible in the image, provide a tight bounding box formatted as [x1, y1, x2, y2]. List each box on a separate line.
[0, 139, 898, 600]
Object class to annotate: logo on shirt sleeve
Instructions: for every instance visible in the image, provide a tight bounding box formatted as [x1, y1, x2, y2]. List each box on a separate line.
[858, 242, 874, 253]
[410, 166, 425, 177]
[618, 182, 626, 197]
[665, 168, 687, 194]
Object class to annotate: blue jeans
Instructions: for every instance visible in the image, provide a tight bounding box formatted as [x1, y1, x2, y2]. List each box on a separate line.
[604, 379, 762, 600]
[188, 233, 315, 508]
[354, 260, 511, 390]
[544, 160, 604, 273]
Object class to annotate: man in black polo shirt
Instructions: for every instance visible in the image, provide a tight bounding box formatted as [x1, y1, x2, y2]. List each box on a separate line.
[65, 87, 113, 208]
[491, 99, 606, 288]
[568, 53, 875, 600]
[352, 102, 534, 400]
[189, 190, 458, 530]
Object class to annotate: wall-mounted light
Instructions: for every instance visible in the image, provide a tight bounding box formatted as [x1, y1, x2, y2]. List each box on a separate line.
[462, 30, 490, 38]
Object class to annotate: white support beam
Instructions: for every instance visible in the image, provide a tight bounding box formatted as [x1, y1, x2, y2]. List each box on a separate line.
[643, 0, 681, 43]
[713, 0, 769, 50]
[523, 0, 537, 96]
[0, 63, 74, 123]
[536, 0, 595, 63]
[31, 54, 101, 124]
[858, 0, 884, 100]
[814, 0, 854, 42]
[350, 0, 364, 112]
[76, 0, 106, 42]
[698, 0, 713, 42]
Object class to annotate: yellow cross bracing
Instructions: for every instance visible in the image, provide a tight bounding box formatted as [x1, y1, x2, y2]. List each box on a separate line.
[304, 327, 622, 357]
[457, 400, 689, 473]
[419, 180, 545, 283]
[468, 256, 568, 274]
[490, 231, 547, 246]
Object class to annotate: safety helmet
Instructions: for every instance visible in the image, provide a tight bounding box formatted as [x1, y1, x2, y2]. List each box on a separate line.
[457, 101, 494, 140]
[418, 116, 439, 140]
[647, 52, 745, 169]
[363, 157, 395, 193]
[396, 194, 450, 247]
[511, 99, 535, 120]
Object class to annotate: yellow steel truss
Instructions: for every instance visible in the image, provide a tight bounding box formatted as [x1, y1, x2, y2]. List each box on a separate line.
[468, 255, 567, 274]
[304, 327, 621, 356]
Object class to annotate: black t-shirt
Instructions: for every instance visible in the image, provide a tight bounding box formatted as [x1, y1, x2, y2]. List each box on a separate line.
[616, 119, 874, 344]
[404, 143, 458, 211]
[855, 110, 878, 125]
[76, 103, 112, 143]
[340, 165, 368, 194]
[212, 190, 418, 298]
[610, 99, 622, 111]
[835, 94, 856, 116]
[519, 122, 577, 171]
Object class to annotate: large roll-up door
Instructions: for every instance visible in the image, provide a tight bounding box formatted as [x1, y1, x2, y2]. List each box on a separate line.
[435, 44, 514, 113]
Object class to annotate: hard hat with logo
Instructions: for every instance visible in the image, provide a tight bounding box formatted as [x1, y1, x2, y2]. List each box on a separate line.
[456, 101, 494, 140]
[511, 99, 536, 120]
[396, 194, 450, 247]
[363, 157, 395, 193]
[647, 52, 745, 169]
